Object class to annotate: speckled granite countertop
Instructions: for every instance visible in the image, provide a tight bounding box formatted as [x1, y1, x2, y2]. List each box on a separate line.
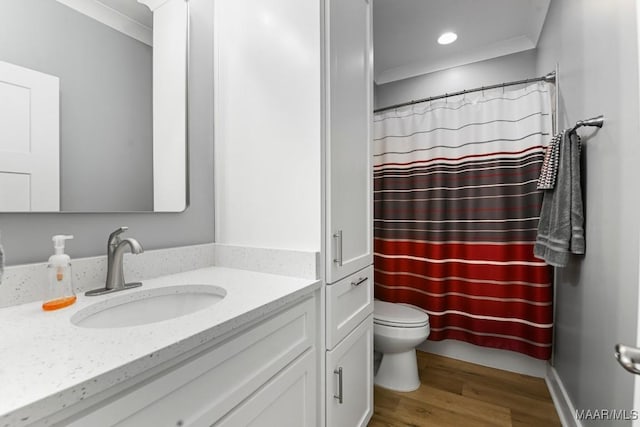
[0, 267, 320, 426]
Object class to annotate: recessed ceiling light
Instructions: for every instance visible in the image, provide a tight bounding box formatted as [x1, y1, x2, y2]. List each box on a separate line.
[437, 32, 458, 45]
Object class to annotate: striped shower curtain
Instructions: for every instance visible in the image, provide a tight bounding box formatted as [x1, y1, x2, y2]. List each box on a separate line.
[373, 83, 554, 360]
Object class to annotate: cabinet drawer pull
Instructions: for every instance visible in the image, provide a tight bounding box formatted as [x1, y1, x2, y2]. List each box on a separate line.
[334, 367, 343, 404]
[333, 230, 343, 266]
[351, 276, 367, 287]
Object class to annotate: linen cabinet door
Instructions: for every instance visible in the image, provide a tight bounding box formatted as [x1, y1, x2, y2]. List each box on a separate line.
[325, 0, 373, 284]
[326, 315, 373, 427]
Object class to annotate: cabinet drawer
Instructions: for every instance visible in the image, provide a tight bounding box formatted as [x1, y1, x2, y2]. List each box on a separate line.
[63, 297, 315, 427]
[326, 266, 373, 349]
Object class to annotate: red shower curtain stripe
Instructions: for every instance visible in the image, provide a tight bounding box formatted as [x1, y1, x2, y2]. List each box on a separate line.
[373, 145, 544, 169]
[427, 318, 553, 341]
[374, 256, 551, 282]
[375, 166, 544, 187]
[374, 285, 553, 309]
[375, 240, 547, 262]
[373, 84, 554, 360]
[375, 280, 552, 303]
[374, 286, 553, 319]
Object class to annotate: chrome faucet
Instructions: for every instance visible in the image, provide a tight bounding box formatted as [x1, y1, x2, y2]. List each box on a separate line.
[86, 227, 144, 296]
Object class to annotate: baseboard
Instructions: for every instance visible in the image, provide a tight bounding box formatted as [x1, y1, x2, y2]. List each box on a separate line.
[545, 364, 581, 427]
[418, 340, 547, 378]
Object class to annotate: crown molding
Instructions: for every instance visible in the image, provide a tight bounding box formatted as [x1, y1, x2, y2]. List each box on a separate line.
[55, 0, 152, 46]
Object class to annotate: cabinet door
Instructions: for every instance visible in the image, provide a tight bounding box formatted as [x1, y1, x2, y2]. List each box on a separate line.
[326, 315, 373, 427]
[325, 0, 373, 283]
[216, 350, 316, 427]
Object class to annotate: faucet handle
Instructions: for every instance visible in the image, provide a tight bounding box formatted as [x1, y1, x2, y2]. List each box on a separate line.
[108, 226, 128, 246]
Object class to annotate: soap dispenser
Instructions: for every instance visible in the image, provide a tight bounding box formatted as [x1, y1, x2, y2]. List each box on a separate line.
[42, 235, 76, 311]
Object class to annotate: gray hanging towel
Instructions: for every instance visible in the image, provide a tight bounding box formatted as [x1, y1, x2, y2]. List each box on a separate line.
[534, 130, 585, 267]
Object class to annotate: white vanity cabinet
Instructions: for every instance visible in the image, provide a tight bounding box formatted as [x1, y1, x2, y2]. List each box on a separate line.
[324, 0, 374, 285]
[49, 296, 317, 427]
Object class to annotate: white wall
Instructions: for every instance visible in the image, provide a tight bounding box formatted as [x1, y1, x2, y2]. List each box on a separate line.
[213, 0, 322, 252]
[375, 50, 538, 110]
[535, 0, 640, 420]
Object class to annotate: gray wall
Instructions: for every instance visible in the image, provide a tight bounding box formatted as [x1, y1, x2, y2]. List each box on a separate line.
[375, 50, 538, 110]
[536, 0, 640, 422]
[0, 0, 214, 265]
[0, 0, 153, 211]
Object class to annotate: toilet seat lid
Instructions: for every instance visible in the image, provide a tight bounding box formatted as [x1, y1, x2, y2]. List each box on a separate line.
[374, 301, 429, 327]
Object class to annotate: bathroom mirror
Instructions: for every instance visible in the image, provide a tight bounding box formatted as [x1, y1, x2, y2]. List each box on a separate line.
[0, 0, 188, 212]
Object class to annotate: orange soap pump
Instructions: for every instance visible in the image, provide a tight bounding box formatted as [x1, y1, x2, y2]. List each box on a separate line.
[42, 235, 76, 311]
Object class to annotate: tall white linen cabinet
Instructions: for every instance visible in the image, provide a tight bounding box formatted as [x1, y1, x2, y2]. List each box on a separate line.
[213, 0, 373, 425]
[323, 0, 374, 426]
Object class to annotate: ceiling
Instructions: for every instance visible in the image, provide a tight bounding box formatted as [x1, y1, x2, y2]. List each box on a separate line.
[373, 0, 551, 84]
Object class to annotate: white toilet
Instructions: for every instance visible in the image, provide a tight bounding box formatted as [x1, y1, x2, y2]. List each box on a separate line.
[373, 300, 430, 392]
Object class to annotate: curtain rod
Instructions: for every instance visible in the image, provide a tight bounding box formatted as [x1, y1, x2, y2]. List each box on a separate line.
[374, 71, 557, 114]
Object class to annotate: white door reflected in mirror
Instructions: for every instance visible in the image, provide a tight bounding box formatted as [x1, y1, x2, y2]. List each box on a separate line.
[0, 61, 59, 211]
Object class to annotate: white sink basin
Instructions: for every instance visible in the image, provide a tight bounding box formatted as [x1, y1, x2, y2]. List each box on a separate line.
[71, 285, 227, 328]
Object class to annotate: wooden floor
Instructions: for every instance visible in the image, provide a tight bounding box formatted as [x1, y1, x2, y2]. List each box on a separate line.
[368, 351, 562, 427]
